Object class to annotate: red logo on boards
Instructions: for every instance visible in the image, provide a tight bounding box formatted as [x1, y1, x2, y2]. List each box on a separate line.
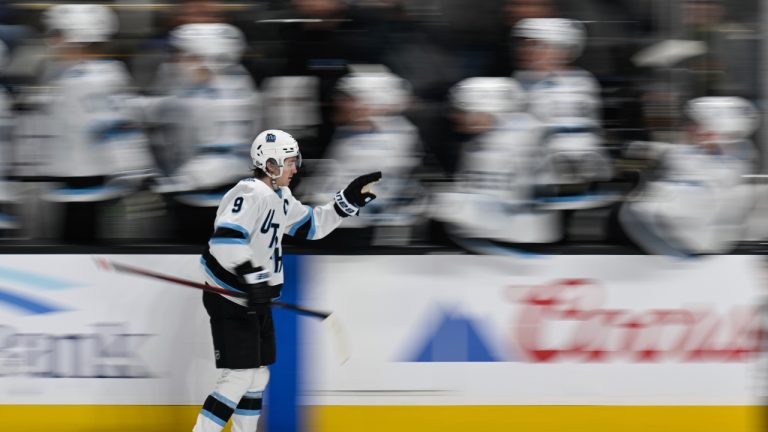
[509, 279, 762, 363]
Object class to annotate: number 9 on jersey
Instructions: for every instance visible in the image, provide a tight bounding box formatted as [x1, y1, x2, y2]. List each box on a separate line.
[232, 196, 244, 213]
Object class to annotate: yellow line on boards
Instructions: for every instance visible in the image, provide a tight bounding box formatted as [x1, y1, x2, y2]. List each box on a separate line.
[304, 405, 766, 432]
[1, 404, 764, 432]
[0, 405, 234, 432]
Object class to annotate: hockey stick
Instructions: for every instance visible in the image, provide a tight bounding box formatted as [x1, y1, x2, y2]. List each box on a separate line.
[94, 257, 350, 363]
[94, 257, 329, 318]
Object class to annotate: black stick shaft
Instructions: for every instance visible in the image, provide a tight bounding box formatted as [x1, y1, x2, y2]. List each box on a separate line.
[270, 301, 330, 319]
[99, 259, 331, 319]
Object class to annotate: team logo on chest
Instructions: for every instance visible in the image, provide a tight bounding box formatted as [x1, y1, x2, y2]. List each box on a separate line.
[260, 209, 280, 248]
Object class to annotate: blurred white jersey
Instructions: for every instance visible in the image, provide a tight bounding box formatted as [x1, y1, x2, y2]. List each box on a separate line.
[517, 68, 601, 128]
[151, 64, 260, 189]
[0, 89, 13, 177]
[44, 60, 154, 178]
[516, 68, 611, 184]
[437, 113, 561, 243]
[0, 89, 14, 202]
[313, 115, 421, 227]
[456, 113, 544, 205]
[624, 140, 756, 255]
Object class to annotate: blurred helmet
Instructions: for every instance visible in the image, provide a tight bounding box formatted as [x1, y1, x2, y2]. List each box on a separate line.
[514, 18, 586, 59]
[336, 71, 411, 114]
[686, 97, 759, 139]
[449, 77, 525, 113]
[44, 4, 118, 44]
[170, 23, 245, 71]
[250, 130, 302, 179]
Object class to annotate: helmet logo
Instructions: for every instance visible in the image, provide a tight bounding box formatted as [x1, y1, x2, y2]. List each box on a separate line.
[266, 133, 277, 143]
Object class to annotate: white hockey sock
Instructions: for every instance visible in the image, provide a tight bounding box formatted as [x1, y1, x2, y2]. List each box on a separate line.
[192, 369, 256, 432]
[232, 367, 269, 432]
[231, 390, 264, 432]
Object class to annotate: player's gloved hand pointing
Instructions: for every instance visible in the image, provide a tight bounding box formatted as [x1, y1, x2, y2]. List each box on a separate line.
[334, 171, 382, 217]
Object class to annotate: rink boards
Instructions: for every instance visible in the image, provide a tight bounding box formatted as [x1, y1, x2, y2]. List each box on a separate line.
[302, 254, 766, 432]
[0, 254, 762, 431]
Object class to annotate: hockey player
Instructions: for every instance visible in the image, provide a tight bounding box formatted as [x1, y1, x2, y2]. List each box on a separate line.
[146, 22, 261, 240]
[40, 4, 155, 242]
[513, 18, 613, 202]
[433, 77, 561, 245]
[620, 96, 759, 256]
[302, 69, 421, 245]
[192, 129, 380, 431]
[42, 4, 154, 178]
[151, 22, 260, 188]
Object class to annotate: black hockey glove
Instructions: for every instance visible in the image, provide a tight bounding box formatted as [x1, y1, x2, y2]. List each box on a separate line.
[334, 171, 383, 217]
[234, 262, 278, 314]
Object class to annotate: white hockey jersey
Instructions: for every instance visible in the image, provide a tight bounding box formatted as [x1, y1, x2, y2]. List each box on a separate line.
[201, 178, 344, 305]
[516, 68, 612, 184]
[149, 64, 261, 189]
[624, 140, 756, 255]
[0, 89, 15, 202]
[455, 112, 545, 204]
[155, 65, 260, 161]
[0, 89, 13, 177]
[516, 68, 601, 128]
[44, 60, 154, 177]
[315, 115, 420, 227]
[435, 113, 562, 243]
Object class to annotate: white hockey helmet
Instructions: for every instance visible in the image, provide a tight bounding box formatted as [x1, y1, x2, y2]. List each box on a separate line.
[250, 130, 302, 179]
[44, 4, 118, 44]
[170, 23, 245, 71]
[514, 18, 586, 59]
[449, 77, 525, 113]
[686, 97, 759, 139]
[336, 71, 411, 114]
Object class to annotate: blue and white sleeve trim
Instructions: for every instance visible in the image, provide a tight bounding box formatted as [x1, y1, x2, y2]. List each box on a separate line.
[286, 206, 317, 240]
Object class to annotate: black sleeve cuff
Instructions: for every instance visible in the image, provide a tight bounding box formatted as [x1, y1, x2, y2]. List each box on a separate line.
[334, 202, 350, 218]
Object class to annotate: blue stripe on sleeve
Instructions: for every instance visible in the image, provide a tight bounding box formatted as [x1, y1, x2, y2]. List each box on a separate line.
[287, 210, 311, 236]
[306, 206, 317, 240]
[209, 238, 250, 245]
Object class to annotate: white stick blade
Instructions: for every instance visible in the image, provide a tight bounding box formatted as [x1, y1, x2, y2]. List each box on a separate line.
[322, 313, 350, 365]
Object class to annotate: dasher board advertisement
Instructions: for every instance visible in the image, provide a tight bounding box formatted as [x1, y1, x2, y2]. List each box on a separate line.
[301, 255, 765, 406]
[0, 255, 217, 405]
